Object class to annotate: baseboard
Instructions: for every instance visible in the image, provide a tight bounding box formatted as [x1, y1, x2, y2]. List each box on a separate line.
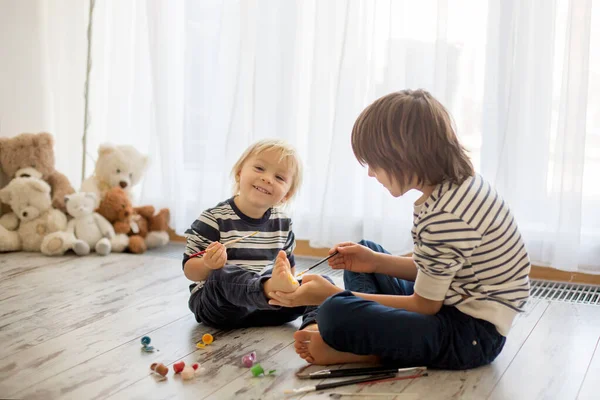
[293, 240, 600, 285]
[169, 228, 186, 243]
[528, 266, 600, 285]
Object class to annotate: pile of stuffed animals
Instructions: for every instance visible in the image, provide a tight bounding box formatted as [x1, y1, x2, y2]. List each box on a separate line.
[0, 132, 170, 256]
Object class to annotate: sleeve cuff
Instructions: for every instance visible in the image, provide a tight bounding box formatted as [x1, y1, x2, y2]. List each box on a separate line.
[414, 270, 452, 301]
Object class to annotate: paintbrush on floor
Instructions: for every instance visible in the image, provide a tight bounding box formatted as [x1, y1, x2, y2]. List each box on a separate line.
[284, 373, 397, 396]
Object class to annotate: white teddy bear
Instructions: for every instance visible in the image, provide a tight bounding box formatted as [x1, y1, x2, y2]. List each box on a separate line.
[81, 144, 148, 208]
[0, 177, 69, 253]
[42, 192, 130, 256]
[64, 192, 114, 255]
[80, 143, 169, 250]
[0, 168, 43, 231]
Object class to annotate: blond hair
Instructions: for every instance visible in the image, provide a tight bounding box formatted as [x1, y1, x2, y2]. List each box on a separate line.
[352, 89, 474, 187]
[231, 139, 303, 203]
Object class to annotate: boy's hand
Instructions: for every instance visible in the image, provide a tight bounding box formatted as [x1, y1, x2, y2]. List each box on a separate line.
[203, 242, 227, 269]
[328, 242, 378, 273]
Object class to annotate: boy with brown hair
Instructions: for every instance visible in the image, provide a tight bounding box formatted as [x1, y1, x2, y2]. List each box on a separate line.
[269, 90, 531, 369]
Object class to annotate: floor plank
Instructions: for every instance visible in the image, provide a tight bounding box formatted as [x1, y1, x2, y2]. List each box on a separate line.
[16, 315, 198, 400]
[0, 252, 76, 282]
[577, 336, 600, 400]
[487, 302, 600, 400]
[2, 251, 600, 400]
[0, 253, 101, 300]
[0, 256, 185, 358]
[1, 290, 190, 396]
[0, 253, 133, 323]
[106, 323, 302, 400]
[396, 298, 548, 400]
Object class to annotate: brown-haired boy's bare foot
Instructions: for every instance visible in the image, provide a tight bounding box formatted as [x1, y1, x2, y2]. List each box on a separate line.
[264, 250, 299, 297]
[293, 326, 379, 365]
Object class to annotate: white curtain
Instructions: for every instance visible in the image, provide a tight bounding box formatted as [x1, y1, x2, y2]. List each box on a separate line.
[84, 0, 187, 229]
[0, 0, 87, 188]
[1, 0, 599, 273]
[481, 0, 598, 273]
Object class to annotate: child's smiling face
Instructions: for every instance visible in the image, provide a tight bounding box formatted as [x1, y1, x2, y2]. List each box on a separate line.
[237, 149, 293, 209]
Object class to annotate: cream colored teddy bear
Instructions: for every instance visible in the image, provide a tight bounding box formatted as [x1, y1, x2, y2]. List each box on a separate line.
[81, 144, 148, 208]
[64, 192, 115, 255]
[41, 192, 130, 256]
[80, 143, 169, 250]
[0, 177, 69, 253]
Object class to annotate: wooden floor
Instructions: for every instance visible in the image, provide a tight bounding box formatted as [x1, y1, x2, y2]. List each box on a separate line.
[1, 247, 599, 400]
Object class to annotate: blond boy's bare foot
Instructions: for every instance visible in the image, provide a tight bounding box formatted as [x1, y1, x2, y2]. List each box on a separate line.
[293, 327, 379, 365]
[264, 250, 299, 298]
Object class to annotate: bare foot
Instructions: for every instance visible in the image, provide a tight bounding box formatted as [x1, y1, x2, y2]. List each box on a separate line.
[293, 328, 379, 365]
[294, 324, 319, 361]
[263, 250, 299, 298]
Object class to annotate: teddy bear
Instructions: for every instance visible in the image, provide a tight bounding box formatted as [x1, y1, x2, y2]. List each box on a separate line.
[96, 187, 148, 254]
[80, 143, 170, 249]
[0, 132, 75, 230]
[135, 205, 171, 248]
[65, 192, 115, 255]
[42, 192, 125, 256]
[81, 144, 148, 208]
[0, 177, 69, 253]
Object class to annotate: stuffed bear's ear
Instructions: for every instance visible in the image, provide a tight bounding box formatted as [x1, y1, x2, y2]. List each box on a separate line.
[28, 179, 51, 194]
[85, 192, 97, 202]
[36, 132, 54, 147]
[0, 187, 11, 204]
[141, 155, 149, 171]
[98, 144, 115, 157]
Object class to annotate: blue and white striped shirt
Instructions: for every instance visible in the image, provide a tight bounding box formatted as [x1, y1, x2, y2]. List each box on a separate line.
[183, 197, 296, 291]
[412, 174, 531, 336]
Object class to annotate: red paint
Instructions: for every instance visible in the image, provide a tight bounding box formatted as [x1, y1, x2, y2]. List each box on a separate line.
[173, 361, 185, 374]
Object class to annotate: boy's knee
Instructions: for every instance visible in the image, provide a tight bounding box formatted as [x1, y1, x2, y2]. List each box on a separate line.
[317, 292, 353, 335]
[343, 269, 362, 280]
[358, 239, 388, 254]
[205, 265, 239, 283]
[343, 269, 368, 291]
[358, 239, 378, 250]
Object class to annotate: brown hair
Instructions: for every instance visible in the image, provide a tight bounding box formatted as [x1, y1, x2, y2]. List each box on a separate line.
[231, 139, 303, 203]
[351, 89, 474, 187]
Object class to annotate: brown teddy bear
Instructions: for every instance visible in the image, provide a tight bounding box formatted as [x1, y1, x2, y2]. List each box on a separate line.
[97, 187, 170, 254]
[135, 205, 171, 234]
[0, 132, 75, 214]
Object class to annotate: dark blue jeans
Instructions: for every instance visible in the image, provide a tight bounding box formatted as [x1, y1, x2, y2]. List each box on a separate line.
[315, 240, 506, 370]
[188, 265, 327, 329]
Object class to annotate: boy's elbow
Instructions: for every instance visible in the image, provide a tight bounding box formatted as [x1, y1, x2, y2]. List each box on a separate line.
[183, 263, 192, 280]
[413, 293, 444, 315]
[423, 303, 443, 315]
[183, 259, 196, 281]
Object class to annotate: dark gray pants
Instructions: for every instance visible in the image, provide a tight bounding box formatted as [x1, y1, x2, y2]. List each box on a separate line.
[188, 265, 330, 329]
